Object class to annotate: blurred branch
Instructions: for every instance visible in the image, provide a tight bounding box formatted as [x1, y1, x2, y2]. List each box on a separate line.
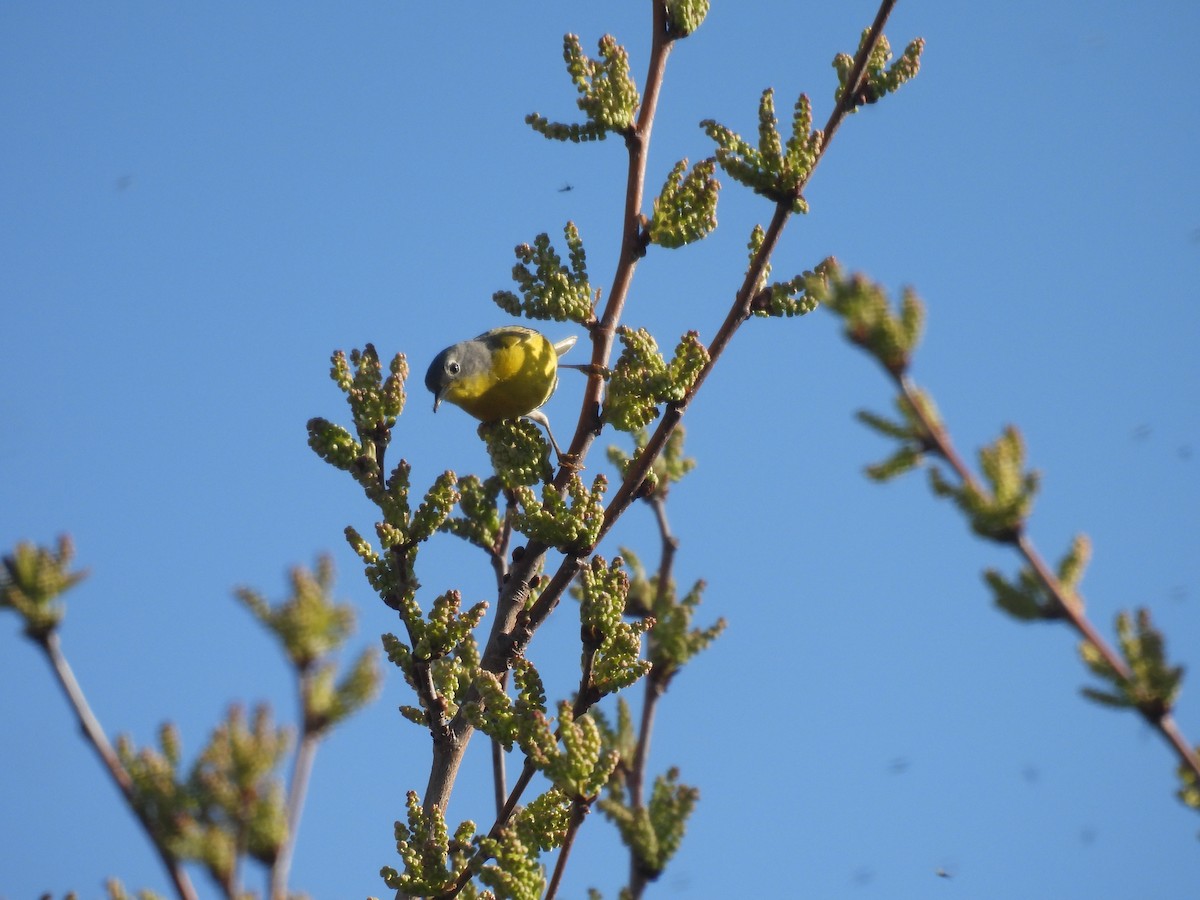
[625, 493, 676, 899]
[36, 632, 199, 900]
[892, 372, 1200, 783]
[270, 693, 319, 900]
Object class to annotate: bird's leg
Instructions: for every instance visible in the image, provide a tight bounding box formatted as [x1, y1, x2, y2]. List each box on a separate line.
[559, 363, 611, 379]
[524, 411, 582, 471]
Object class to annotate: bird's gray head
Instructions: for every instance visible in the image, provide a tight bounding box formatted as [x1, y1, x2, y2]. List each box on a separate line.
[424, 340, 490, 412]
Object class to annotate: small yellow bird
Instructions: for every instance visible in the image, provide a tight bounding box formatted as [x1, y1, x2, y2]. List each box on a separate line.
[425, 326, 578, 455]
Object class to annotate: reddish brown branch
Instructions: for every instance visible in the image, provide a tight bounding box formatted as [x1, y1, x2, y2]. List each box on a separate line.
[892, 374, 1200, 783]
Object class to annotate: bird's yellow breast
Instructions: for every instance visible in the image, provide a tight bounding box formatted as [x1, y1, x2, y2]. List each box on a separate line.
[444, 330, 559, 422]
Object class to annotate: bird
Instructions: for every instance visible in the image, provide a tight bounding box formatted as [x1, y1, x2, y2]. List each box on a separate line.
[425, 326, 578, 456]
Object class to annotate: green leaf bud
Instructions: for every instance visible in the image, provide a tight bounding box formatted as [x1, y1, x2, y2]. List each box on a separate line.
[647, 158, 720, 250]
[527, 34, 640, 142]
[834, 31, 925, 110]
[665, 0, 709, 37]
[513, 473, 607, 552]
[381, 791, 473, 896]
[1080, 609, 1184, 718]
[604, 329, 709, 433]
[1, 535, 87, 639]
[440, 475, 504, 553]
[701, 88, 823, 213]
[493, 223, 594, 324]
[930, 426, 1039, 542]
[482, 419, 554, 489]
[305, 418, 361, 472]
[233, 554, 355, 670]
[823, 266, 925, 376]
[410, 471, 461, 543]
[746, 224, 771, 293]
[752, 258, 833, 318]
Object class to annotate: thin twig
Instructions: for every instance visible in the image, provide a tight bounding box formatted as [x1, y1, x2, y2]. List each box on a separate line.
[271, 665, 321, 900]
[626, 493, 675, 899]
[488, 498, 517, 816]
[491, 726, 508, 820]
[37, 632, 199, 900]
[559, 0, 676, 478]
[544, 798, 592, 900]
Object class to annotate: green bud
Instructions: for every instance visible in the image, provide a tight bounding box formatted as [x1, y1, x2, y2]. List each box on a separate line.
[752, 258, 833, 318]
[930, 426, 1039, 542]
[482, 419, 554, 488]
[665, 0, 709, 37]
[648, 158, 720, 250]
[598, 767, 698, 879]
[1080, 609, 1183, 719]
[527, 34, 640, 142]
[1, 535, 87, 639]
[574, 556, 653, 696]
[233, 554, 355, 670]
[834, 32, 925, 109]
[823, 266, 925, 376]
[440, 474, 504, 553]
[381, 791, 473, 896]
[512, 473, 607, 552]
[410, 471, 461, 543]
[746, 223, 771, 293]
[305, 418, 361, 471]
[702, 88, 823, 213]
[604, 328, 709, 433]
[493, 223, 594, 323]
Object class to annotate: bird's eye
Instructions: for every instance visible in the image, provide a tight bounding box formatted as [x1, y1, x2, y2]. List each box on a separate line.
[447, 360, 460, 375]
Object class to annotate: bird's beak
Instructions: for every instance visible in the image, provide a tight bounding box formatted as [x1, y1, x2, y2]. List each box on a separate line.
[432, 396, 441, 413]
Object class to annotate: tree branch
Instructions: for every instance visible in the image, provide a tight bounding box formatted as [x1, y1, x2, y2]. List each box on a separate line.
[270, 666, 321, 900]
[892, 373, 1200, 783]
[37, 632, 198, 900]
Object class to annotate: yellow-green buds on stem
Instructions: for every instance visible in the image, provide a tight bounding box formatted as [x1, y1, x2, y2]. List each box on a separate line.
[235, 556, 381, 734]
[513, 473, 608, 553]
[856, 389, 940, 481]
[573, 556, 654, 698]
[380, 792, 477, 896]
[833, 32, 925, 110]
[665, 0, 709, 38]
[823, 265, 924, 377]
[751, 257, 835, 318]
[620, 549, 725, 686]
[1080, 609, 1184, 721]
[307, 345, 409, 502]
[235, 555, 354, 671]
[470, 660, 617, 801]
[985, 535, 1091, 622]
[493, 222, 594, 324]
[702, 89, 823, 214]
[598, 766, 699, 881]
[481, 419, 554, 489]
[0, 535, 86, 640]
[439, 474, 504, 554]
[930, 426, 1039, 543]
[604, 328, 709, 433]
[119, 705, 291, 884]
[647, 157, 720, 250]
[527, 34, 640, 142]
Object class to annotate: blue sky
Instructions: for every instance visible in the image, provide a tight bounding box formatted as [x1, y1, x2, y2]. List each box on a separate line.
[2, 2, 1198, 898]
